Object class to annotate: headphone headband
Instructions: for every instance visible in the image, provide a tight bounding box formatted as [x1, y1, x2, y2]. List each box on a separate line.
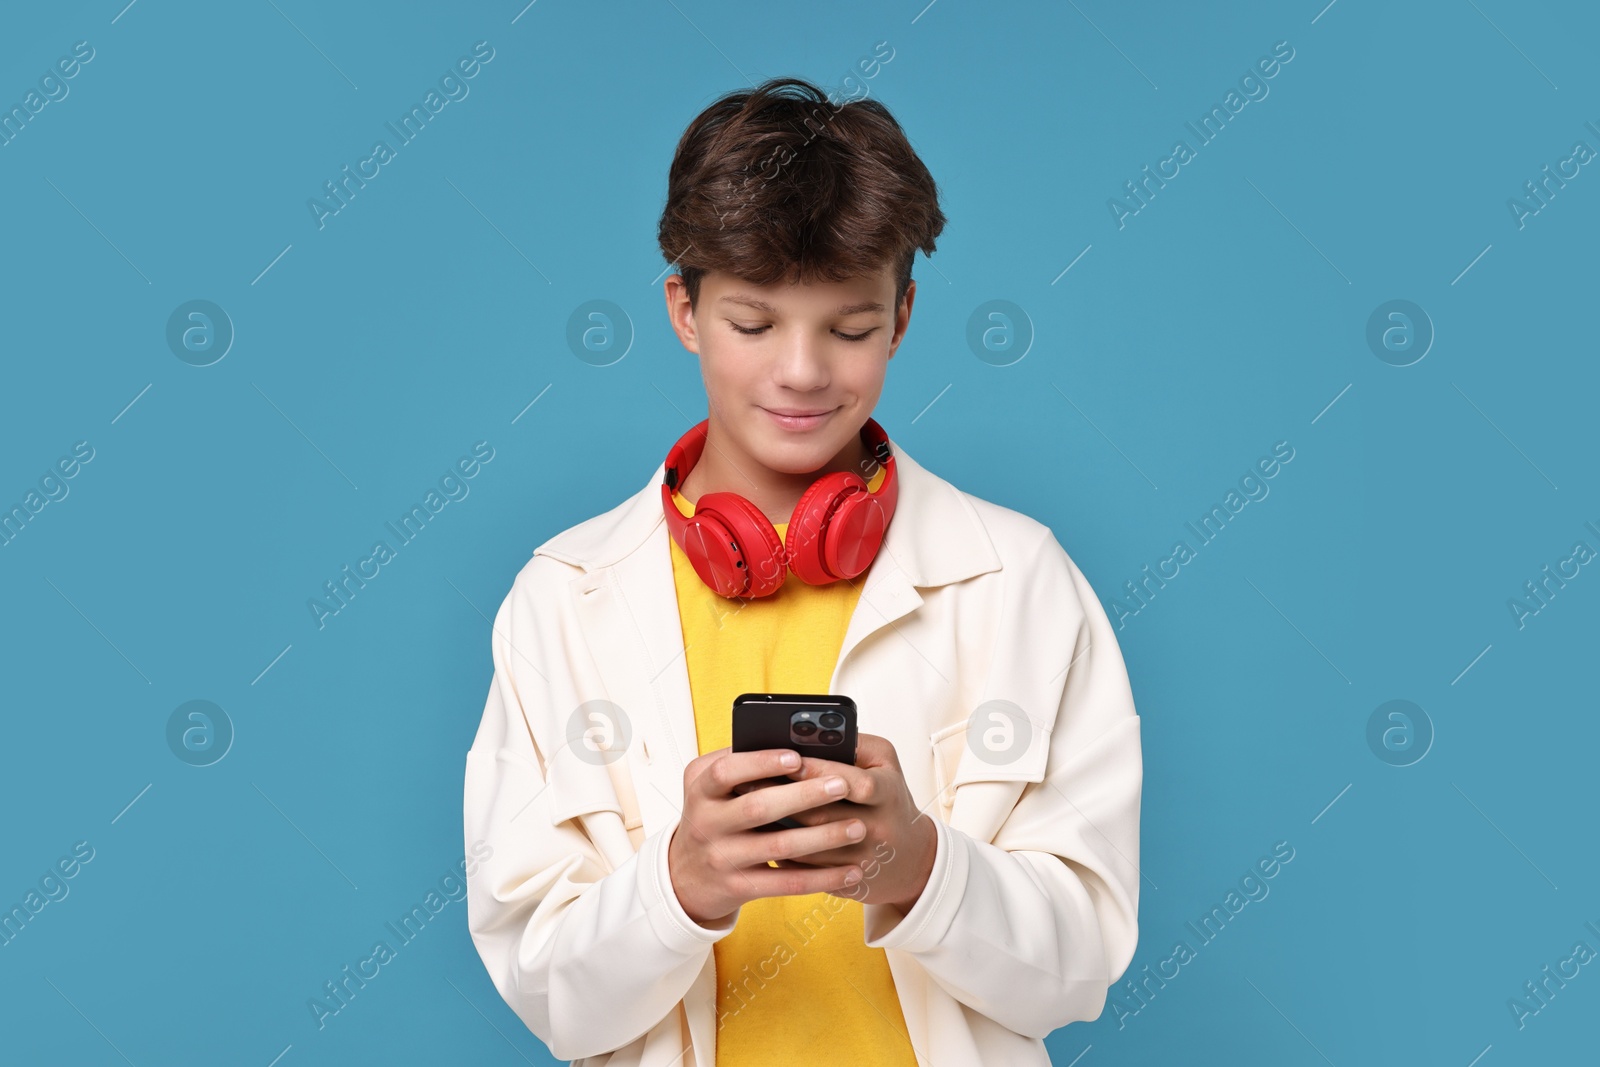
[663, 417, 892, 491]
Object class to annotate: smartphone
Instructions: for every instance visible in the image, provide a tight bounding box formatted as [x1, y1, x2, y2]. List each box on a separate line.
[730, 693, 858, 832]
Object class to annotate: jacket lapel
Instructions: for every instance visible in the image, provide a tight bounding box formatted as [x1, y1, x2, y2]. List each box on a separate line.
[562, 525, 696, 841]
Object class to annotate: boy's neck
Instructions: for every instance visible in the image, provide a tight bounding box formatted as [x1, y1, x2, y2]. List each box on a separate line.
[677, 423, 874, 526]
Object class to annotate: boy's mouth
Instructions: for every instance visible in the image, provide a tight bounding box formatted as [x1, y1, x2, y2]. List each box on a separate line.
[759, 406, 837, 431]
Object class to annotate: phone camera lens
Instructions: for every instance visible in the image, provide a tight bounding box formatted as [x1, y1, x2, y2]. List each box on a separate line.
[819, 712, 844, 729]
[819, 729, 842, 745]
[793, 720, 818, 737]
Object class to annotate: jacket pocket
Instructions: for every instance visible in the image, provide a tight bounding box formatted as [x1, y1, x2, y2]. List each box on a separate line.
[930, 712, 1052, 798]
[929, 714, 1053, 841]
[543, 754, 621, 829]
[542, 747, 648, 869]
[543, 747, 640, 829]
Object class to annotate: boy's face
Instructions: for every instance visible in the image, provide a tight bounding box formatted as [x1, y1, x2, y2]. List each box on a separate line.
[664, 263, 914, 480]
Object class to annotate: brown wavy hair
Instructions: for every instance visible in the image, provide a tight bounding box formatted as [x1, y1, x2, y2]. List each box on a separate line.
[657, 77, 946, 311]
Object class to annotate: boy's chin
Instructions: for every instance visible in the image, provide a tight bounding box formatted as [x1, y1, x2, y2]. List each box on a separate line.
[743, 419, 861, 472]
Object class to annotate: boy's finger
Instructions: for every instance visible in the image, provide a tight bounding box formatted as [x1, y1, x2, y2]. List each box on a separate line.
[748, 864, 863, 897]
[696, 748, 806, 795]
[725, 775, 854, 833]
[788, 756, 879, 802]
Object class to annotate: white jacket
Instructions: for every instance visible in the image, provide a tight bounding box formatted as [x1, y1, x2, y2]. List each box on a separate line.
[463, 438, 1143, 1065]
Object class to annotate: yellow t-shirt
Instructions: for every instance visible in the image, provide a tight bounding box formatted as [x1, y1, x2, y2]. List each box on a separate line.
[668, 467, 917, 1065]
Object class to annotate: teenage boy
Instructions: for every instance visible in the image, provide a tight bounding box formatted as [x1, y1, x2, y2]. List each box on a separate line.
[464, 78, 1142, 1066]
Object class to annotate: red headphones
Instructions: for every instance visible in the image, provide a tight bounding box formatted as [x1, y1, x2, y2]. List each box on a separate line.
[661, 417, 899, 599]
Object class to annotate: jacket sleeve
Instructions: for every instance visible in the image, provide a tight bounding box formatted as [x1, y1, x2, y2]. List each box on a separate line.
[860, 528, 1143, 1038]
[463, 562, 739, 1061]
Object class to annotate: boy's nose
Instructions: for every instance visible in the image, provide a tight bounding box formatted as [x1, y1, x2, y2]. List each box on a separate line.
[774, 334, 831, 390]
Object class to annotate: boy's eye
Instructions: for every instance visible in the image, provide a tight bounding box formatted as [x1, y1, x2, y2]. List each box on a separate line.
[726, 323, 876, 342]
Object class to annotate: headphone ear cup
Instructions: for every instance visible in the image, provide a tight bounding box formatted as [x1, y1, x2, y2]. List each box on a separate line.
[786, 471, 867, 585]
[693, 491, 788, 597]
[821, 487, 890, 580]
[676, 511, 746, 598]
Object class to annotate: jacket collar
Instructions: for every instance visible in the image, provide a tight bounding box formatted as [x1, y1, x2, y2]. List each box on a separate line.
[532, 435, 1002, 587]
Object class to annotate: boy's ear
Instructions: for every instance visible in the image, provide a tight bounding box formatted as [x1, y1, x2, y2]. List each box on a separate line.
[888, 278, 917, 358]
[664, 274, 701, 355]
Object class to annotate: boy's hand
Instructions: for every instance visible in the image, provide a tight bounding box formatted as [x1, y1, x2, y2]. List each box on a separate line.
[667, 746, 869, 926]
[770, 733, 938, 911]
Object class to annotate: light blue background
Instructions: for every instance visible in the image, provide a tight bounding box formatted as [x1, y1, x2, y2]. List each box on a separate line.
[2, 1, 1595, 1063]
